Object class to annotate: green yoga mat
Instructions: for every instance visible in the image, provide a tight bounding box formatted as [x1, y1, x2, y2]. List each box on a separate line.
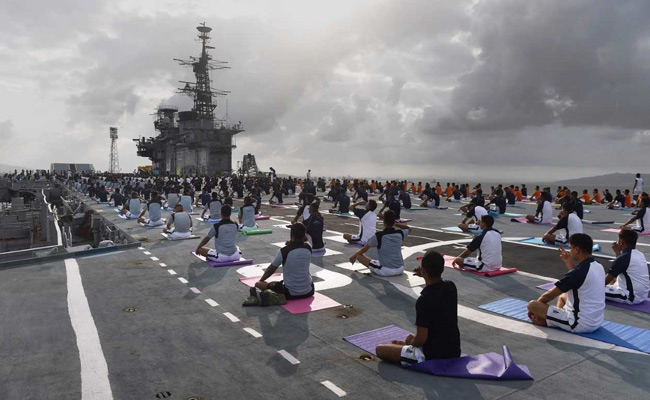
[241, 229, 273, 235]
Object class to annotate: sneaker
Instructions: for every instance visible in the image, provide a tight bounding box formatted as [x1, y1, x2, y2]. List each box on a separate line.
[259, 290, 287, 307]
[242, 287, 260, 307]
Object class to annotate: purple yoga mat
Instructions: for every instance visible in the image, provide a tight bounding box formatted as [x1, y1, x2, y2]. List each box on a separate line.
[344, 326, 532, 380]
[344, 325, 411, 355]
[408, 346, 533, 380]
[536, 282, 650, 314]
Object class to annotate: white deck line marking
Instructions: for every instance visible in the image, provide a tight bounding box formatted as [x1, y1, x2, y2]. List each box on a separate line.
[150, 256, 159, 261]
[143, 251, 151, 255]
[278, 350, 300, 364]
[178, 277, 188, 284]
[190, 287, 201, 294]
[515, 270, 555, 282]
[321, 381, 346, 397]
[205, 299, 219, 307]
[65, 259, 114, 400]
[79, 251, 125, 260]
[168, 269, 177, 275]
[138, 247, 145, 250]
[243, 327, 262, 338]
[223, 312, 240, 322]
[159, 263, 167, 267]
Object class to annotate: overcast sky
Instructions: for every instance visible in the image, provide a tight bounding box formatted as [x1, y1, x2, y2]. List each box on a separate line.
[1, 0, 650, 180]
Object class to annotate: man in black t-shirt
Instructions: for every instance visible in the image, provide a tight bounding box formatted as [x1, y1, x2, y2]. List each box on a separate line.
[302, 202, 325, 251]
[375, 250, 461, 365]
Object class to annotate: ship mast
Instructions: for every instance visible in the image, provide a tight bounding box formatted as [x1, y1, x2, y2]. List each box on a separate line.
[174, 23, 230, 121]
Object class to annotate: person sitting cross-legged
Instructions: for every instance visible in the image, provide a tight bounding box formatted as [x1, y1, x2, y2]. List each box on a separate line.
[349, 210, 411, 277]
[195, 204, 242, 262]
[458, 203, 487, 233]
[375, 250, 461, 366]
[527, 234, 605, 333]
[163, 203, 193, 239]
[452, 215, 502, 272]
[542, 201, 582, 245]
[605, 229, 649, 305]
[243, 223, 314, 307]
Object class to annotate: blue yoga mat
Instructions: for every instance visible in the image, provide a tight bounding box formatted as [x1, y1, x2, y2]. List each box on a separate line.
[479, 298, 650, 354]
[519, 237, 600, 252]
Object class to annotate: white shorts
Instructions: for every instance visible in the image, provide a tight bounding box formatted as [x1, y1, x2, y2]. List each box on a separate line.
[546, 306, 597, 333]
[604, 285, 637, 304]
[145, 218, 165, 227]
[400, 345, 425, 367]
[630, 225, 647, 233]
[555, 235, 568, 245]
[167, 231, 191, 239]
[368, 260, 404, 277]
[467, 224, 482, 234]
[426, 201, 438, 208]
[349, 234, 362, 242]
[240, 224, 258, 232]
[207, 248, 242, 262]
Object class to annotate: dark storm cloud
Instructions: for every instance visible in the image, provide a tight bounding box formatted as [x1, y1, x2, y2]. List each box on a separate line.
[432, 0, 650, 133]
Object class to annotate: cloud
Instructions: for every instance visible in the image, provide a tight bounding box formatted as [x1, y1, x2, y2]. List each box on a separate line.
[432, 0, 650, 133]
[1, 0, 649, 181]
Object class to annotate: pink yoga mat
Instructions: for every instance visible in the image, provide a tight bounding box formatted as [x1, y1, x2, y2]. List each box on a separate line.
[255, 215, 271, 221]
[442, 255, 517, 277]
[238, 276, 341, 314]
[537, 282, 650, 314]
[602, 228, 650, 236]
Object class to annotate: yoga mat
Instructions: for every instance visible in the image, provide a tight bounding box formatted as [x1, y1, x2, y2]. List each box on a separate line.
[254, 215, 270, 221]
[397, 218, 412, 223]
[408, 346, 532, 380]
[238, 276, 340, 314]
[192, 252, 253, 267]
[602, 228, 650, 236]
[96, 201, 108, 204]
[519, 237, 601, 252]
[343, 326, 532, 380]
[536, 283, 650, 314]
[270, 203, 295, 206]
[504, 212, 525, 217]
[442, 255, 517, 277]
[344, 325, 411, 355]
[161, 232, 199, 240]
[479, 298, 650, 354]
[311, 248, 343, 257]
[281, 292, 341, 314]
[241, 229, 273, 235]
[405, 207, 429, 211]
[196, 217, 221, 224]
[583, 220, 615, 225]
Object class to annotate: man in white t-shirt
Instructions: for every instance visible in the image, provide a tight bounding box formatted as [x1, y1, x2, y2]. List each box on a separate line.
[526, 192, 554, 224]
[543, 202, 583, 245]
[622, 197, 650, 234]
[452, 215, 502, 272]
[527, 233, 605, 333]
[605, 229, 650, 305]
[458, 203, 487, 233]
[633, 173, 644, 202]
[344, 199, 378, 245]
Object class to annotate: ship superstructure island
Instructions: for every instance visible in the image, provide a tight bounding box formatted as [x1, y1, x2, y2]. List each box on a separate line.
[134, 23, 244, 176]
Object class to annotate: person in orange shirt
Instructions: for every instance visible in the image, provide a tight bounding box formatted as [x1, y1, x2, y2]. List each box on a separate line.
[514, 186, 523, 202]
[445, 183, 453, 198]
[371, 182, 377, 193]
[592, 189, 602, 204]
[624, 189, 633, 208]
[417, 182, 423, 195]
[531, 186, 542, 201]
[435, 183, 442, 195]
[581, 190, 592, 204]
[465, 184, 470, 198]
